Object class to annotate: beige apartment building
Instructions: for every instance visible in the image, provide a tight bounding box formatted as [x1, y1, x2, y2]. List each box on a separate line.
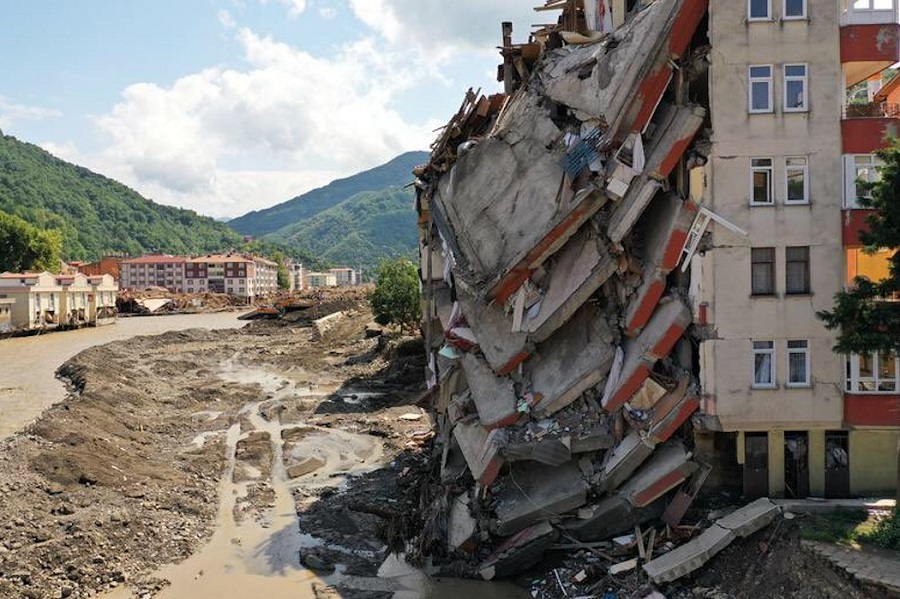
[0, 271, 119, 330]
[694, 0, 899, 498]
[120, 255, 186, 292]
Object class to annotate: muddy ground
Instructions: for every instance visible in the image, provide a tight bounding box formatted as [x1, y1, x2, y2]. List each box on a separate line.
[0, 293, 893, 599]
[0, 297, 430, 598]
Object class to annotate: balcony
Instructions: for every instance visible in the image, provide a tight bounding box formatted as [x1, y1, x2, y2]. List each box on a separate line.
[841, 1, 900, 85]
[845, 394, 900, 426]
[841, 105, 900, 154]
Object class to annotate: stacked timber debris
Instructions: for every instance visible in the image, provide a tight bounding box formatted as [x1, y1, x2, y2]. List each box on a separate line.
[413, 0, 722, 582]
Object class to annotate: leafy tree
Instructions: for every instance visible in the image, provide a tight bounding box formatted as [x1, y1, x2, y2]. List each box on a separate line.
[270, 250, 291, 290]
[817, 139, 900, 504]
[370, 257, 420, 332]
[0, 210, 63, 272]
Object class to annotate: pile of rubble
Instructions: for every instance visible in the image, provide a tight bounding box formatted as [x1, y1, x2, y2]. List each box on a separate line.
[412, 0, 736, 586]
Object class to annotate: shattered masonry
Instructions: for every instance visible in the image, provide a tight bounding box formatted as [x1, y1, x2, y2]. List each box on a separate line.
[414, 0, 713, 580]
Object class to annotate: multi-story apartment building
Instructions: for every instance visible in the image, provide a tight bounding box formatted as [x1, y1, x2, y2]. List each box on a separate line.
[120, 255, 186, 292]
[0, 271, 119, 330]
[329, 267, 358, 286]
[305, 272, 338, 288]
[692, 0, 899, 498]
[252, 256, 279, 296]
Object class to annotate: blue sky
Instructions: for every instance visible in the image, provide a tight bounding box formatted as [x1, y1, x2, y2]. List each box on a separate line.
[0, 0, 534, 218]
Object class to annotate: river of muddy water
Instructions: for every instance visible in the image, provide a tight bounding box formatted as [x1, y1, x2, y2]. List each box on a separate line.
[0, 313, 245, 440]
[0, 312, 529, 598]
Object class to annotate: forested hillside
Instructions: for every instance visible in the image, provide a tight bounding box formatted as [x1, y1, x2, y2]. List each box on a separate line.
[229, 151, 427, 270]
[0, 131, 243, 261]
[266, 186, 418, 271]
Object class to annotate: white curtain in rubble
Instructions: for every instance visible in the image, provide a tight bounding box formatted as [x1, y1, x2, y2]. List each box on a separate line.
[584, 0, 614, 34]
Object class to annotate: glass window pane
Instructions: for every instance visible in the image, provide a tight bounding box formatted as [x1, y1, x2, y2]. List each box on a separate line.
[750, 66, 771, 78]
[752, 158, 772, 167]
[786, 157, 805, 167]
[785, 0, 804, 15]
[755, 353, 773, 384]
[786, 81, 805, 109]
[785, 65, 807, 77]
[750, 0, 770, 18]
[879, 351, 896, 378]
[753, 171, 771, 202]
[787, 170, 805, 201]
[789, 352, 807, 383]
[859, 353, 874, 378]
[874, 0, 892, 8]
[752, 82, 770, 110]
[754, 340, 774, 350]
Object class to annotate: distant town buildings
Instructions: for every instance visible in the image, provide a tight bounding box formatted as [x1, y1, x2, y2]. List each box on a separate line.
[0, 271, 118, 331]
[117, 253, 279, 301]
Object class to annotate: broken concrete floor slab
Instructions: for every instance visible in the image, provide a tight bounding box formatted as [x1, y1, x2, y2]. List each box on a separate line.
[459, 352, 519, 429]
[616, 443, 697, 507]
[715, 497, 780, 538]
[643, 523, 735, 584]
[453, 420, 504, 487]
[494, 461, 588, 536]
[479, 520, 557, 581]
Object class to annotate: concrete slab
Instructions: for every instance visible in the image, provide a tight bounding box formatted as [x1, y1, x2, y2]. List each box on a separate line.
[453, 420, 504, 486]
[479, 520, 557, 580]
[522, 226, 618, 343]
[494, 461, 588, 536]
[601, 430, 656, 492]
[563, 495, 635, 541]
[642, 298, 692, 360]
[617, 443, 697, 507]
[624, 271, 666, 338]
[457, 288, 530, 375]
[502, 439, 571, 467]
[640, 194, 698, 274]
[643, 523, 736, 584]
[649, 381, 700, 443]
[448, 492, 478, 552]
[433, 92, 607, 304]
[608, 105, 705, 243]
[529, 306, 616, 415]
[605, 340, 655, 412]
[716, 498, 780, 538]
[460, 352, 519, 429]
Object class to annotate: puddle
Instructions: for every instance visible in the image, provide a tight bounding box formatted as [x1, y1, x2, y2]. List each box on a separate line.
[102, 364, 529, 599]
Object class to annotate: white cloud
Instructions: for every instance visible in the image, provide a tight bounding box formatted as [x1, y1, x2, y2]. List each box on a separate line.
[318, 6, 337, 19]
[83, 28, 438, 218]
[256, 0, 307, 19]
[346, 0, 532, 52]
[218, 9, 237, 29]
[0, 96, 62, 130]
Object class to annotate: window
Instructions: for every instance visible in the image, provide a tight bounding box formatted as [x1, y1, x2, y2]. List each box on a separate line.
[785, 157, 809, 204]
[749, 65, 773, 112]
[749, 0, 771, 19]
[787, 340, 810, 386]
[785, 246, 810, 294]
[751, 248, 776, 295]
[751, 158, 774, 204]
[753, 341, 776, 388]
[846, 352, 899, 393]
[784, 0, 807, 18]
[784, 64, 808, 112]
[844, 154, 882, 208]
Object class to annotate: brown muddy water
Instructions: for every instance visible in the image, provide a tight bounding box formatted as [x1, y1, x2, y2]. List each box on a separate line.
[0, 313, 529, 599]
[0, 313, 245, 440]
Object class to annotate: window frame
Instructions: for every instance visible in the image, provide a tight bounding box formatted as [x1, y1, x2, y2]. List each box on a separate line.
[784, 156, 809, 205]
[750, 157, 775, 205]
[749, 65, 774, 113]
[752, 340, 777, 389]
[751, 247, 777, 296]
[846, 352, 900, 394]
[783, 0, 808, 19]
[785, 246, 811, 295]
[844, 154, 883, 208]
[786, 340, 811, 387]
[784, 63, 809, 113]
[748, 0, 773, 20]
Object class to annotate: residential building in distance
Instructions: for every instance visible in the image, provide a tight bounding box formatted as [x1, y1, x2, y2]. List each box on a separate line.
[55, 273, 92, 327]
[120, 255, 186, 292]
[87, 274, 118, 326]
[286, 261, 304, 292]
[0, 298, 14, 332]
[0, 271, 118, 331]
[305, 271, 338, 288]
[77, 256, 122, 281]
[329, 267, 358, 286]
[252, 256, 279, 296]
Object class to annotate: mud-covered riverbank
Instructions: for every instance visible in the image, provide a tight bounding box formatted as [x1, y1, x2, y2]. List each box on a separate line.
[0, 300, 449, 598]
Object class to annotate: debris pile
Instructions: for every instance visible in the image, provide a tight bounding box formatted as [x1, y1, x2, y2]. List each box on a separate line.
[414, 0, 719, 584]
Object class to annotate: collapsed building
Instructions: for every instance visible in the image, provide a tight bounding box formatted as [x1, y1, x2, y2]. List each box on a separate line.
[413, 0, 900, 583]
